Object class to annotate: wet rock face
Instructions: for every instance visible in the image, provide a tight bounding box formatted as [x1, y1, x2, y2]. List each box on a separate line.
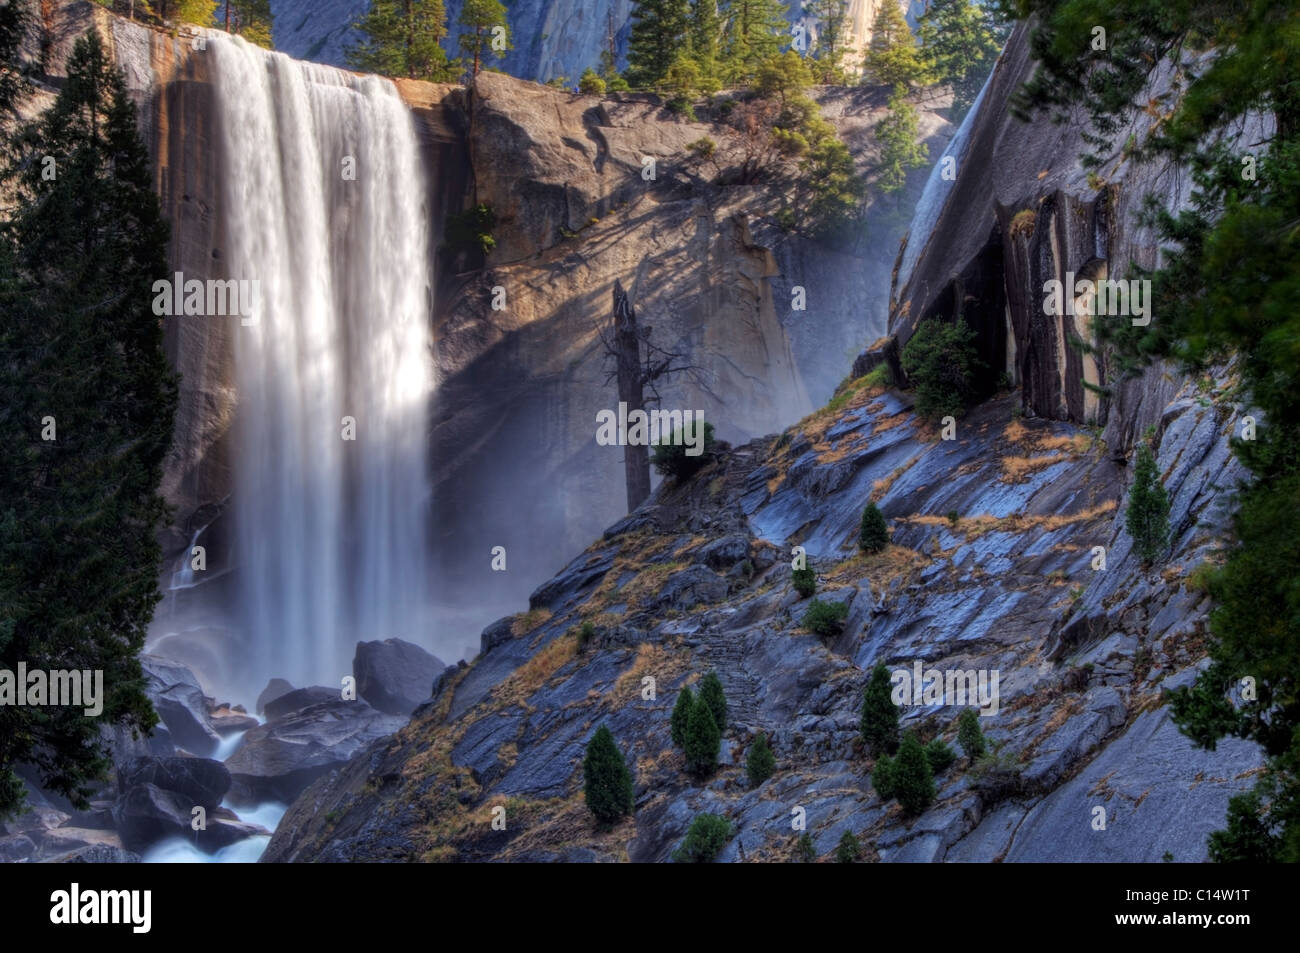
[267, 368, 1258, 863]
[140, 654, 221, 757]
[225, 699, 406, 805]
[353, 639, 447, 716]
[427, 73, 949, 634]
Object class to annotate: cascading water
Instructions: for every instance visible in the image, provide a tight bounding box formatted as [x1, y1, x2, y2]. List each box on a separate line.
[208, 34, 436, 693]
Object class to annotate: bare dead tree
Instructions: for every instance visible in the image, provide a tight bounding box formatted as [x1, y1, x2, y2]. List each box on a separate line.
[600, 280, 716, 512]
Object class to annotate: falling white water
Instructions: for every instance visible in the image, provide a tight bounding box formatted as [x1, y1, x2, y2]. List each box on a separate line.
[208, 35, 435, 690]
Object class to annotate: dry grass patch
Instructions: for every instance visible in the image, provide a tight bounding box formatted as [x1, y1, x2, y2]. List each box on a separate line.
[497, 793, 632, 862]
[610, 643, 690, 707]
[896, 501, 1118, 541]
[871, 457, 918, 501]
[510, 608, 553, 637]
[493, 632, 580, 707]
[872, 411, 911, 436]
[1001, 452, 1069, 483]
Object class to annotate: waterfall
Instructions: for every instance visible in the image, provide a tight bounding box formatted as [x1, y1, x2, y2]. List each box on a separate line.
[208, 35, 435, 691]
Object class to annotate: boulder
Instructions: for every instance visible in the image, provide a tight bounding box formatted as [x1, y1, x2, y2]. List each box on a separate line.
[263, 686, 340, 721]
[0, 834, 36, 862]
[353, 638, 446, 715]
[140, 654, 220, 757]
[656, 565, 729, 611]
[693, 534, 751, 571]
[117, 756, 231, 809]
[198, 817, 271, 851]
[210, 707, 260, 735]
[224, 700, 406, 804]
[53, 843, 141, 863]
[256, 678, 295, 715]
[112, 783, 196, 851]
[0, 803, 70, 837]
[36, 826, 133, 861]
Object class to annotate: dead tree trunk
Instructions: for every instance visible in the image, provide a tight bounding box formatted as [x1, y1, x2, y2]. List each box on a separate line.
[612, 281, 651, 510]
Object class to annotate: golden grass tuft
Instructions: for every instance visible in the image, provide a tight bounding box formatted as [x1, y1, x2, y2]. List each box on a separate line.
[510, 608, 553, 637]
[1000, 452, 1068, 482]
[870, 457, 918, 502]
[610, 643, 688, 706]
[493, 633, 579, 707]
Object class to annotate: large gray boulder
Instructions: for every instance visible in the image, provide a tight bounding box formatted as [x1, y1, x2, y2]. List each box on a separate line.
[263, 686, 341, 721]
[353, 638, 446, 716]
[112, 784, 195, 852]
[256, 678, 295, 715]
[224, 699, 406, 804]
[140, 655, 220, 757]
[116, 756, 230, 809]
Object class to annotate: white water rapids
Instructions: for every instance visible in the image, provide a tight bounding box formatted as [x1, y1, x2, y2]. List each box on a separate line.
[208, 34, 436, 692]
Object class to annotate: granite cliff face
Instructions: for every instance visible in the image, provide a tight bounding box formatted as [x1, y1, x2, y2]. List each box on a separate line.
[883, 20, 1270, 452]
[425, 74, 951, 637]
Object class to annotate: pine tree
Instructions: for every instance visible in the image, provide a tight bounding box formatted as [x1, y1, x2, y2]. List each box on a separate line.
[348, 0, 457, 81]
[173, 1, 218, 29]
[627, 0, 689, 89]
[578, 67, 606, 95]
[875, 84, 927, 193]
[673, 812, 733, 861]
[458, 0, 510, 77]
[1126, 441, 1170, 566]
[900, 317, 984, 420]
[863, 0, 926, 88]
[807, 0, 850, 84]
[0, 31, 177, 819]
[688, 0, 722, 92]
[859, 502, 889, 553]
[0, 0, 30, 117]
[683, 693, 721, 777]
[892, 731, 936, 816]
[924, 737, 956, 773]
[746, 731, 776, 785]
[835, 829, 861, 862]
[918, 0, 1003, 118]
[860, 662, 899, 755]
[670, 685, 695, 746]
[871, 751, 896, 799]
[957, 707, 986, 759]
[1208, 788, 1281, 863]
[722, 0, 788, 85]
[582, 724, 635, 825]
[221, 1, 273, 48]
[698, 670, 727, 732]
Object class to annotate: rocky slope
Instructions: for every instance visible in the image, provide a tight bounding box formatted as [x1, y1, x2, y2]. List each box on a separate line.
[265, 364, 1258, 863]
